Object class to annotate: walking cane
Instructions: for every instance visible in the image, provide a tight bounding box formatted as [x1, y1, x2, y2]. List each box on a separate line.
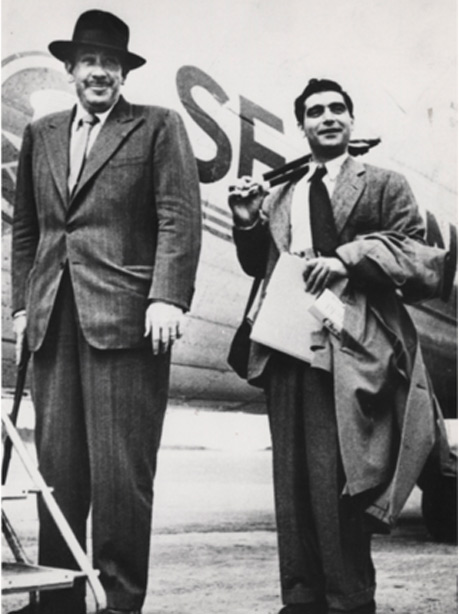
[2, 340, 31, 485]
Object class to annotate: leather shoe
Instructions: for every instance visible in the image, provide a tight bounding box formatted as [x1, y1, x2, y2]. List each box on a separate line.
[99, 609, 141, 614]
[329, 600, 376, 614]
[279, 603, 327, 614]
[8, 606, 39, 614]
[8, 605, 86, 614]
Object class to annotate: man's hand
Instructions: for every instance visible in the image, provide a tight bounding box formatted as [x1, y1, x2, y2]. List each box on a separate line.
[228, 176, 269, 227]
[13, 312, 27, 366]
[303, 257, 348, 295]
[145, 302, 185, 355]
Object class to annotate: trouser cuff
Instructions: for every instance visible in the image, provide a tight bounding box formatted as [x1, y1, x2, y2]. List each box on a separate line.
[282, 583, 323, 604]
[327, 585, 376, 611]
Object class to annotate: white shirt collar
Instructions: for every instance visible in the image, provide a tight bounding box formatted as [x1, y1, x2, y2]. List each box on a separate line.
[324, 152, 349, 181]
[73, 102, 115, 129]
[308, 152, 349, 181]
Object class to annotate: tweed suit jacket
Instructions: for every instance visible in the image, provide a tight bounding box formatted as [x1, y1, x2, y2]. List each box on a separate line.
[232, 156, 449, 525]
[12, 96, 202, 351]
[234, 156, 446, 383]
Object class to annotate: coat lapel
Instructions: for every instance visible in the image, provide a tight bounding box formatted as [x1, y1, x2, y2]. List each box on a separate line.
[332, 156, 366, 235]
[267, 181, 296, 253]
[70, 97, 145, 203]
[42, 111, 73, 207]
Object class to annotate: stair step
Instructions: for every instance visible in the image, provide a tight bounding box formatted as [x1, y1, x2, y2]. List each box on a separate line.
[2, 488, 40, 500]
[2, 562, 85, 594]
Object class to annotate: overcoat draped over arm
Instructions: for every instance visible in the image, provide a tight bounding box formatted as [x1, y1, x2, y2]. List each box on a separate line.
[232, 156, 452, 529]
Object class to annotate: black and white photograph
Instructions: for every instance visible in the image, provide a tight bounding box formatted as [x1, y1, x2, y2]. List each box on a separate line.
[2, 1, 457, 613]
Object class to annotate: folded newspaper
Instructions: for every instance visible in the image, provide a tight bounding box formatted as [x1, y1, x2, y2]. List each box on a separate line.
[250, 253, 345, 362]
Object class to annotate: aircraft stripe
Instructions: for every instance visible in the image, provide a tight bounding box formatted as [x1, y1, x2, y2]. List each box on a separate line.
[203, 200, 232, 221]
[201, 199, 233, 242]
[203, 210, 233, 231]
[203, 221, 232, 243]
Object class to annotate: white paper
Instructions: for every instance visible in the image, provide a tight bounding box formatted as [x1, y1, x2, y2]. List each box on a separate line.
[250, 253, 322, 362]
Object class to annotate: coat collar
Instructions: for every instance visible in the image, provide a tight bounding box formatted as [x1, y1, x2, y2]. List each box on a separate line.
[331, 156, 366, 235]
[41, 110, 73, 206]
[265, 180, 296, 254]
[41, 97, 145, 206]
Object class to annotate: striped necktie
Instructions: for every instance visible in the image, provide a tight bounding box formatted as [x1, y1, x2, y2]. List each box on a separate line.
[68, 113, 99, 194]
[309, 166, 338, 256]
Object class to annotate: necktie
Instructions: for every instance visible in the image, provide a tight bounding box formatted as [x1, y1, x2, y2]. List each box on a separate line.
[309, 166, 338, 256]
[68, 113, 99, 194]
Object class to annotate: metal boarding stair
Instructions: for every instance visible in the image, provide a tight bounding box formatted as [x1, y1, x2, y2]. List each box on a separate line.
[2, 486, 84, 596]
[2, 352, 107, 612]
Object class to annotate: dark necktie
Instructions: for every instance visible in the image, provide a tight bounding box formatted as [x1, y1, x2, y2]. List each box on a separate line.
[68, 113, 99, 194]
[309, 165, 338, 256]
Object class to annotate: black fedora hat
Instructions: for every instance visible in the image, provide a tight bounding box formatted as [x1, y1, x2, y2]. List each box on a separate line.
[49, 10, 146, 70]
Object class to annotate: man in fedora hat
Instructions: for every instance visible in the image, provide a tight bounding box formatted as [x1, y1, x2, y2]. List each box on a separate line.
[12, 9, 201, 614]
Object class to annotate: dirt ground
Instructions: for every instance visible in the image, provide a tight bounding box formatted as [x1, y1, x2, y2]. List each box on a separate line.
[2, 403, 457, 614]
[3, 523, 457, 614]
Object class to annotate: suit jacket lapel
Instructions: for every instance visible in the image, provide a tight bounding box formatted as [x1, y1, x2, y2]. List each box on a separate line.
[42, 111, 73, 207]
[71, 97, 145, 202]
[332, 156, 366, 235]
[268, 181, 296, 253]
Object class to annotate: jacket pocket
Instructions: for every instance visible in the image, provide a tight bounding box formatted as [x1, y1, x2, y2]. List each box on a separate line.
[107, 156, 146, 168]
[122, 264, 154, 279]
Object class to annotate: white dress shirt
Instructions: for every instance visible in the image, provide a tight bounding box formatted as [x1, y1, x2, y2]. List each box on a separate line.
[69, 102, 114, 161]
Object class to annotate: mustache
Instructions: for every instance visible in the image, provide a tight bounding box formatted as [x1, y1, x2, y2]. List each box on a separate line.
[84, 78, 114, 87]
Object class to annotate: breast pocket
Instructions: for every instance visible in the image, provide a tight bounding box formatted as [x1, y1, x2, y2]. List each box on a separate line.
[107, 155, 147, 168]
[101, 156, 149, 197]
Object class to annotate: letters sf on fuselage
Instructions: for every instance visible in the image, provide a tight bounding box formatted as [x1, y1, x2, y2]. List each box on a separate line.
[2, 56, 457, 419]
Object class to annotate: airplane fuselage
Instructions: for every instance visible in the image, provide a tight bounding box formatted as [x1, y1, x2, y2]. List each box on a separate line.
[2, 53, 457, 420]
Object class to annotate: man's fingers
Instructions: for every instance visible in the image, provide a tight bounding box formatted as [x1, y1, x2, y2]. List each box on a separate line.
[168, 322, 181, 342]
[15, 336, 23, 366]
[13, 315, 27, 366]
[150, 324, 182, 355]
[150, 323, 160, 355]
[228, 177, 268, 200]
[145, 303, 185, 355]
[16, 333, 26, 366]
[309, 269, 328, 294]
[304, 261, 329, 294]
[304, 261, 320, 288]
[161, 325, 178, 352]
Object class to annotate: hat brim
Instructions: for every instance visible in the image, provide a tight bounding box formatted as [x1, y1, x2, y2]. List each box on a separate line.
[49, 40, 146, 70]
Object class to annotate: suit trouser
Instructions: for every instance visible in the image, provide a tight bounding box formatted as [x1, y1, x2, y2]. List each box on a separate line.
[265, 353, 376, 612]
[31, 270, 170, 613]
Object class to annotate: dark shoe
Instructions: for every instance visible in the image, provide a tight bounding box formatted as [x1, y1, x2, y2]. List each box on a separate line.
[329, 600, 376, 614]
[8, 605, 39, 614]
[99, 609, 141, 614]
[8, 603, 86, 614]
[279, 603, 327, 614]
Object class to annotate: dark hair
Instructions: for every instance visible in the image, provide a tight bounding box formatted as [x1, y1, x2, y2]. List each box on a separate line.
[294, 78, 354, 124]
